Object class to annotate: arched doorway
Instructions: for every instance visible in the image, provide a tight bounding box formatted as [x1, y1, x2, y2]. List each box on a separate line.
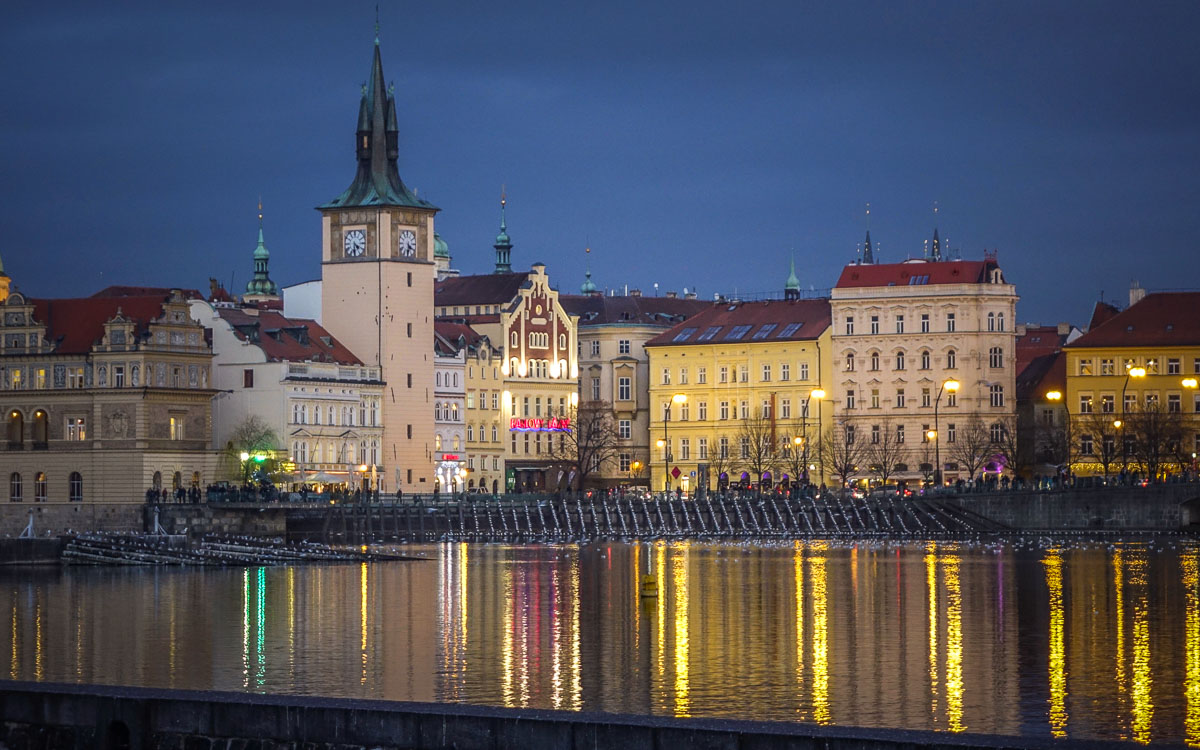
[68, 471, 83, 502]
[152, 471, 162, 490]
[31, 410, 47, 447]
[6, 410, 22, 448]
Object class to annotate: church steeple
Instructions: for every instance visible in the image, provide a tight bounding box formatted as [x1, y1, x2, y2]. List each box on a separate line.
[321, 32, 437, 211]
[928, 201, 942, 261]
[244, 201, 279, 300]
[494, 191, 513, 273]
[580, 246, 598, 294]
[784, 254, 800, 300]
[861, 202, 874, 264]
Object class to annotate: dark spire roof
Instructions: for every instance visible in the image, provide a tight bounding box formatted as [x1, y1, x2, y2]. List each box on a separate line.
[929, 227, 942, 261]
[862, 230, 874, 264]
[494, 193, 513, 273]
[321, 37, 437, 211]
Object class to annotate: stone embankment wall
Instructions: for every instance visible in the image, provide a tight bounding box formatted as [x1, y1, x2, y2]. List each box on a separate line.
[944, 484, 1200, 531]
[0, 681, 1138, 750]
[0, 503, 143, 538]
[152, 504, 287, 537]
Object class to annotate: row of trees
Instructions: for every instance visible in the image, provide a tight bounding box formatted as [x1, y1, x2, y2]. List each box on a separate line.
[1035, 402, 1199, 480]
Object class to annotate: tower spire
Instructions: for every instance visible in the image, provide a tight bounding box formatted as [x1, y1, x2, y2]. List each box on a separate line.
[929, 201, 942, 261]
[580, 246, 598, 294]
[784, 253, 800, 300]
[862, 202, 874, 264]
[493, 187, 513, 273]
[245, 199, 278, 299]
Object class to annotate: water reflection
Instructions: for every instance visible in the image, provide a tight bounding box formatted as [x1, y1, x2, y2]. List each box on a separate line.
[3, 540, 1200, 744]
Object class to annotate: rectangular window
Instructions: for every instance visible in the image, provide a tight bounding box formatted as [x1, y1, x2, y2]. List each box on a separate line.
[922, 388, 931, 407]
[896, 424, 905, 443]
[680, 402, 690, 421]
[1101, 394, 1114, 413]
[68, 367, 84, 389]
[1078, 358, 1093, 376]
[66, 417, 86, 441]
[680, 368, 688, 385]
[467, 391, 476, 409]
[618, 377, 631, 400]
[781, 363, 790, 381]
[845, 317, 855, 335]
[169, 416, 184, 440]
[698, 401, 707, 421]
[719, 366, 728, 384]
[591, 378, 601, 401]
[896, 389, 905, 408]
[35, 369, 46, 389]
[1101, 358, 1115, 375]
[491, 392, 499, 410]
[871, 389, 880, 409]
[619, 419, 631, 439]
[680, 439, 690, 460]
[922, 424, 931, 443]
[740, 400, 749, 419]
[1168, 394, 1181, 413]
[1168, 358, 1181, 375]
[740, 437, 750, 459]
[113, 366, 125, 388]
[698, 367, 707, 384]
[739, 365, 748, 383]
[781, 398, 791, 419]
[895, 315, 905, 334]
[990, 384, 1005, 408]
[719, 437, 729, 459]
[1080, 395, 1093, 413]
[243, 369, 254, 388]
[947, 392, 957, 407]
[1125, 393, 1136, 413]
[947, 423, 956, 443]
[619, 453, 631, 472]
[870, 316, 880, 335]
[699, 438, 708, 459]
[590, 340, 601, 356]
[799, 362, 809, 381]
[946, 313, 956, 332]
[619, 340, 631, 354]
[846, 390, 856, 409]
[920, 314, 930, 333]
[761, 364, 771, 381]
[720, 401, 730, 420]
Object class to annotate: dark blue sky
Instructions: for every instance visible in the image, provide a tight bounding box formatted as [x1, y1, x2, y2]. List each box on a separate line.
[3, 1, 1198, 324]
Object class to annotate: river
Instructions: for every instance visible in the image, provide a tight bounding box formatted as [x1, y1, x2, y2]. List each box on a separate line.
[3, 539, 1199, 744]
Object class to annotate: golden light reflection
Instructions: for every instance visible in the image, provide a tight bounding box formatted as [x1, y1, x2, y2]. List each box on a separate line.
[1182, 549, 1200, 746]
[655, 541, 666, 711]
[552, 565, 564, 709]
[288, 567, 296, 681]
[10, 595, 18, 679]
[794, 541, 805, 716]
[242, 568, 250, 689]
[1129, 551, 1153, 744]
[810, 542, 829, 724]
[1044, 548, 1067, 738]
[360, 562, 369, 685]
[517, 565, 530, 708]
[926, 543, 939, 719]
[672, 542, 690, 717]
[501, 565, 515, 707]
[944, 552, 964, 733]
[34, 593, 42, 681]
[1115, 547, 1128, 726]
[570, 551, 582, 711]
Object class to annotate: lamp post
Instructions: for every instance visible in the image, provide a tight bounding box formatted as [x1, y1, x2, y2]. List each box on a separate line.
[1120, 365, 1147, 477]
[932, 379, 960, 488]
[811, 389, 826, 486]
[658, 393, 687, 494]
[1045, 390, 1066, 480]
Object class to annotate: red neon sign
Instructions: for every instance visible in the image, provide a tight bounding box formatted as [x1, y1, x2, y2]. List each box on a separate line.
[509, 417, 572, 432]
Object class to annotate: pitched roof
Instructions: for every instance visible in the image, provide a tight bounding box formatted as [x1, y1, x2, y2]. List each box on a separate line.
[434, 321, 486, 354]
[31, 295, 177, 355]
[216, 308, 362, 365]
[645, 298, 831, 348]
[1016, 351, 1065, 401]
[558, 294, 710, 327]
[1087, 301, 1121, 331]
[834, 259, 998, 289]
[1067, 292, 1200, 349]
[1015, 325, 1069, 376]
[90, 285, 204, 300]
[435, 272, 530, 307]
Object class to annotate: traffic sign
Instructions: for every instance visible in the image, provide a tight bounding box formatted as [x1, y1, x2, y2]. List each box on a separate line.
[671, 466, 681, 479]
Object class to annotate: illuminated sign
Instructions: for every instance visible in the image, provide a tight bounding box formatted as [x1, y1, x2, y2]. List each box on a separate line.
[509, 417, 572, 432]
[440, 454, 460, 461]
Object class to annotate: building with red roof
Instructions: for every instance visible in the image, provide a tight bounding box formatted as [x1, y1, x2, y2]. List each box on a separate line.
[189, 299, 384, 490]
[0, 284, 216, 525]
[830, 251, 1019, 484]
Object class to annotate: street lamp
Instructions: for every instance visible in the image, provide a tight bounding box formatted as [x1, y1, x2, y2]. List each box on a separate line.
[1120, 365, 1146, 476]
[932, 379, 960, 488]
[660, 393, 687, 493]
[1045, 390, 1067, 479]
[792, 435, 806, 489]
[811, 389, 826, 487]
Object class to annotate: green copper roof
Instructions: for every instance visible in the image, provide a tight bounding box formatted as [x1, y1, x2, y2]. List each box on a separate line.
[784, 254, 800, 292]
[320, 40, 438, 212]
[434, 232, 449, 258]
[493, 197, 513, 273]
[245, 216, 278, 296]
[580, 270, 597, 294]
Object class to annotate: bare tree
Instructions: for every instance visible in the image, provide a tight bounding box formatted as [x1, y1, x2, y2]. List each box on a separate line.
[864, 419, 909, 486]
[948, 416, 992, 481]
[990, 416, 1024, 479]
[1075, 412, 1120, 480]
[735, 407, 778, 486]
[780, 419, 814, 486]
[223, 415, 281, 481]
[705, 434, 737, 490]
[820, 422, 866, 489]
[1126, 400, 1190, 480]
[917, 441, 936, 485]
[545, 401, 621, 490]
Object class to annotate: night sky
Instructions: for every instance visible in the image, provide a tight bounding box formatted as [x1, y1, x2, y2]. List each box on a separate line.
[3, 1, 1198, 325]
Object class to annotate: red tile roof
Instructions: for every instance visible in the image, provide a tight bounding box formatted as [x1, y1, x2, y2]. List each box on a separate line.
[645, 298, 831, 347]
[1068, 292, 1200, 349]
[559, 294, 710, 326]
[1087, 301, 1121, 331]
[31, 295, 175, 354]
[434, 321, 486, 354]
[90, 285, 204, 300]
[435, 272, 530, 307]
[1016, 351, 1065, 401]
[1015, 325, 1068, 376]
[216, 308, 362, 365]
[834, 260, 999, 289]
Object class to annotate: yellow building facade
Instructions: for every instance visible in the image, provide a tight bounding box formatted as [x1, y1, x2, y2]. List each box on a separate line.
[1064, 291, 1200, 478]
[646, 298, 833, 493]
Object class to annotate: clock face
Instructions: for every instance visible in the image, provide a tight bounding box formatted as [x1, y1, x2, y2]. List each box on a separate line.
[343, 229, 366, 257]
[398, 229, 417, 257]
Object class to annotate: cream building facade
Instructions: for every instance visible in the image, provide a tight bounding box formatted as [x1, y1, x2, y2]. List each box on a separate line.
[433, 324, 466, 491]
[831, 253, 1018, 484]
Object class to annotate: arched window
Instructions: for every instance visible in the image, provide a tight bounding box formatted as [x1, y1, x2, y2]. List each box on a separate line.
[435, 434, 442, 451]
[452, 436, 460, 451]
[152, 471, 162, 489]
[997, 312, 1006, 331]
[895, 352, 905, 370]
[453, 372, 459, 387]
[436, 372, 443, 387]
[467, 424, 474, 442]
[451, 403, 459, 421]
[192, 471, 200, 489]
[845, 353, 855, 372]
[34, 472, 46, 502]
[172, 471, 182, 490]
[68, 472, 83, 502]
[989, 347, 1004, 368]
[7, 409, 23, 447]
[434, 403, 442, 420]
[491, 425, 498, 442]
[328, 406, 336, 425]
[510, 331, 518, 348]
[9, 472, 21, 502]
[870, 352, 880, 371]
[32, 410, 47, 446]
[131, 364, 140, 386]
[947, 349, 957, 369]
[987, 312, 996, 331]
[920, 350, 931, 370]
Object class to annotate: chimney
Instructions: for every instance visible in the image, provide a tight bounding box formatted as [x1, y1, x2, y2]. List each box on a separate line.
[684, 292, 697, 300]
[629, 288, 642, 297]
[665, 291, 677, 299]
[1129, 280, 1146, 307]
[1057, 322, 1070, 336]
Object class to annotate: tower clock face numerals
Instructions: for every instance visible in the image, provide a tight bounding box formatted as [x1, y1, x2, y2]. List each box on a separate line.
[398, 229, 417, 257]
[343, 229, 366, 257]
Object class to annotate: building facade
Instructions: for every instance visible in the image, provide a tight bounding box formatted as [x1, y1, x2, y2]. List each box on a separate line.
[318, 37, 436, 494]
[830, 254, 1018, 486]
[646, 298, 833, 493]
[0, 284, 216, 505]
[1063, 289, 1200, 479]
[190, 300, 384, 488]
[433, 323, 466, 492]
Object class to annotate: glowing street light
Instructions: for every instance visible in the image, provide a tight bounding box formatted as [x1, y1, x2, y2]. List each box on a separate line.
[932, 379, 959, 488]
[660, 393, 687, 493]
[810, 389, 826, 486]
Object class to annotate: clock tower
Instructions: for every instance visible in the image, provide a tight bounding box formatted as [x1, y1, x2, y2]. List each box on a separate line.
[319, 33, 437, 493]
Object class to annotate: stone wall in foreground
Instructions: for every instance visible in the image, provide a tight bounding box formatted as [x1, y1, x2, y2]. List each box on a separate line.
[0, 681, 1138, 750]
